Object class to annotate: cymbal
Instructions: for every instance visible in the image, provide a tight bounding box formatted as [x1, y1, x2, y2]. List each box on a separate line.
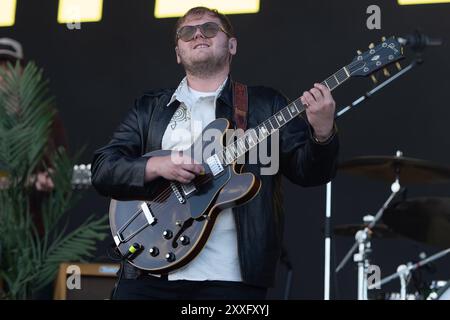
[339, 156, 450, 184]
[334, 223, 398, 239]
[383, 197, 450, 249]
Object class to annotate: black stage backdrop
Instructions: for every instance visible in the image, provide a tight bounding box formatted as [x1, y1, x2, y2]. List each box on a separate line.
[2, 0, 450, 299]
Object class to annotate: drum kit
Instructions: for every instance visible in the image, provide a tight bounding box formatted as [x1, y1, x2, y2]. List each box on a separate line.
[335, 150, 450, 300]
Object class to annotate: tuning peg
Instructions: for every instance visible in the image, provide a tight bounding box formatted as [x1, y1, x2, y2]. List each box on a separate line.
[383, 68, 391, 77]
[381, 36, 386, 41]
[370, 74, 378, 84]
[368, 43, 375, 49]
[356, 50, 362, 55]
[395, 62, 402, 71]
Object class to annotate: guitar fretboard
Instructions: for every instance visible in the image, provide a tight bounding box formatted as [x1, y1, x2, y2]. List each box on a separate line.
[220, 66, 350, 165]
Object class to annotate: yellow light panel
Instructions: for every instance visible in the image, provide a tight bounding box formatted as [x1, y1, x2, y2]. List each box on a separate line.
[154, 0, 260, 18]
[0, 0, 16, 27]
[57, 0, 103, 24]
[398, 0, 450, 5]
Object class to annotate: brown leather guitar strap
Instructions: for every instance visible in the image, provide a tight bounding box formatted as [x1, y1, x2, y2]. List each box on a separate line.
[232, 81, 248, 131]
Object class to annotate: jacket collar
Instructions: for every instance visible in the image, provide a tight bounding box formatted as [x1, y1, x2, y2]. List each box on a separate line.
[166, 75, 234, 109]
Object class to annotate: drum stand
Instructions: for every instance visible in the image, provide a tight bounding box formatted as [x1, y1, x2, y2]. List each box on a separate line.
[354, 224, 372, 300]
[368, 248, 450, 298]
[397, 264, 410, 300]
[335, 162, 405, 300]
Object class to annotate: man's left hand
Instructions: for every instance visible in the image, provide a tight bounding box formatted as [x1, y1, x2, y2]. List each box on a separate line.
[300, 83, 336, 142]
[35, 171, 54, 192]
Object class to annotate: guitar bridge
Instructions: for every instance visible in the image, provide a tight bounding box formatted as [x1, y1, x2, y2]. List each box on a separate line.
[181, 182, 197, 196]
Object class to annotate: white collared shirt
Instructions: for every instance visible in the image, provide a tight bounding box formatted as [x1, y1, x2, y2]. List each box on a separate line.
[162, 77, 242, 282]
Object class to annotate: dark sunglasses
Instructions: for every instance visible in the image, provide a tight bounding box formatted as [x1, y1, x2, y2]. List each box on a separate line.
[176, 22, 231, 42]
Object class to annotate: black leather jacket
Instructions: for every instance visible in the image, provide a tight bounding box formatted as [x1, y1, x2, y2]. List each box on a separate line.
[91, 77, 339, 288]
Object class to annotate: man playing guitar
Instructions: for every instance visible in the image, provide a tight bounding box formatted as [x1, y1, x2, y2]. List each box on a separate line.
[92, 6, 338, 300]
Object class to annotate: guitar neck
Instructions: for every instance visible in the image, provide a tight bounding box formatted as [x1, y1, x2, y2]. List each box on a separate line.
[221, 66, 350, 165]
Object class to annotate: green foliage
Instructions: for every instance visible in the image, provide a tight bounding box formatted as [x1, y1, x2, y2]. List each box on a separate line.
[0, 61, 108, 299]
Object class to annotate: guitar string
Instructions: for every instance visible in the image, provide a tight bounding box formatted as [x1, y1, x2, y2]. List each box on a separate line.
[146, 175, 211, 212]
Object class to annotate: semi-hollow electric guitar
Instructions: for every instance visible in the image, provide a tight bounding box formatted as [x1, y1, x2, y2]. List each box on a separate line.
[110, 37, 404, 273]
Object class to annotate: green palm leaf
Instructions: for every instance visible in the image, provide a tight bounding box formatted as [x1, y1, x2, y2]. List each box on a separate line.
[0, 61, 109, 300]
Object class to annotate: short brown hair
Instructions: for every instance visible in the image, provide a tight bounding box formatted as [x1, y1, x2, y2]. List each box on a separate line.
[174, 7, 234, 44]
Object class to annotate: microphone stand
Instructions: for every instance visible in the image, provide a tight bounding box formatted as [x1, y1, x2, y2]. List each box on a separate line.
[335, 57, 422, 119]
[324, 182, 332, 300]
[323, 56, 422, 300]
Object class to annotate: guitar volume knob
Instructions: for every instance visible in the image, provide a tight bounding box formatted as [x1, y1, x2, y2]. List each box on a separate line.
[165, 252, 176, 262]
[180, 235, 190, 245]
[163, 230, 173, 239]
[149, 247, 159, 257]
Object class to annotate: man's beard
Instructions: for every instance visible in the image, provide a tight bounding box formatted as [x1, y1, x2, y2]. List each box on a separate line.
[179, 46, 229, 78]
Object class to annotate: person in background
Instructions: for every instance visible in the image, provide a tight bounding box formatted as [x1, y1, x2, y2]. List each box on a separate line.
[0, 37, 68, 232]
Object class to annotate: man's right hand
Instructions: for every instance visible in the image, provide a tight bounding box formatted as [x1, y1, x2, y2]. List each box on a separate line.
[145, 153, 205, 184]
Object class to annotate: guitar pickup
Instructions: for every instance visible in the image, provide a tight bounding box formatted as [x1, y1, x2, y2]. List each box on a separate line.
[181, 182, 197, 196]
[206, 154, 224, 176]
[171, 182, 186, 204]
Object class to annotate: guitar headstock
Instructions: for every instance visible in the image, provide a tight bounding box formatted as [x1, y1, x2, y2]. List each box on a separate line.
[347, 36, 404, 78]
[72, 163, 91, 189]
